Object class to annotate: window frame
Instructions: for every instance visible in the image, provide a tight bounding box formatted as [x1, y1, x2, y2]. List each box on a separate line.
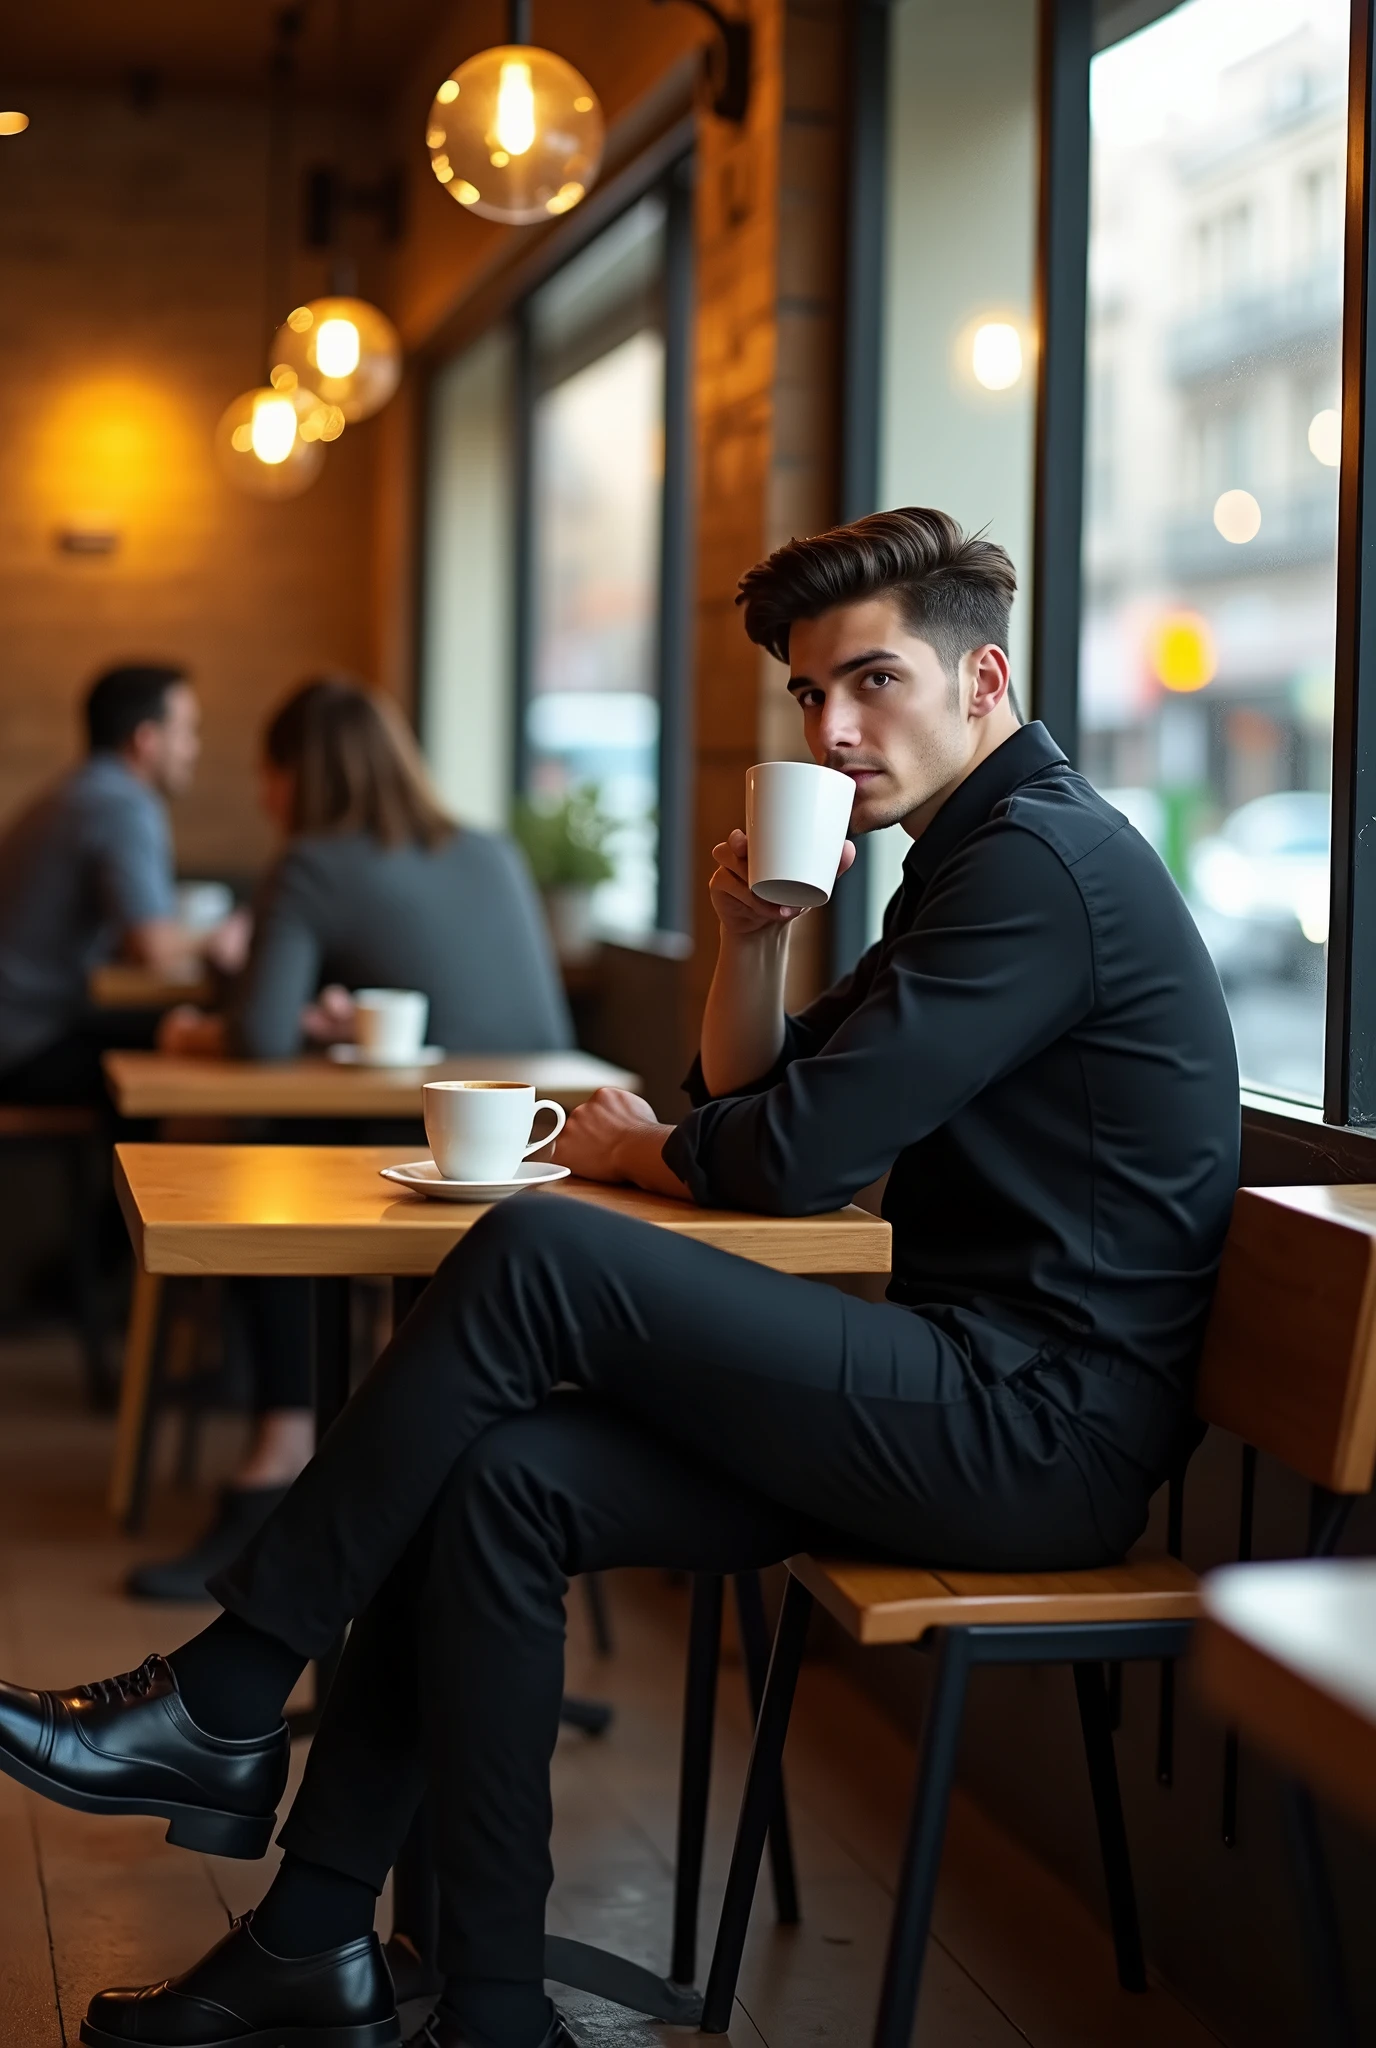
[416, 125, 697, 944]
[510, 158, 696, 940]
[845, 0, 1376, 1163]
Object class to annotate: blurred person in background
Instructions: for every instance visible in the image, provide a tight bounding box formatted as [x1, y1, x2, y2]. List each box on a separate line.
[132, 675, 572, 1600]
[0, 663, 246, 1104]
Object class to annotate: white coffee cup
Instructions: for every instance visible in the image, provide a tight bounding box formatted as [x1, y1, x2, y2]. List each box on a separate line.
[746, 761, 856, 908]
[353, 988, 429, 1065]
[423, 1080, 567, 1183]
[176, 880, 234, 933]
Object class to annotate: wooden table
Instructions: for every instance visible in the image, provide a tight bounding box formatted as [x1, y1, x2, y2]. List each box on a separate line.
[1196, 1559, 1376, 1834]
[89, 964, 214, 1010]
[113, 1143, 891, 1278]
[1197, 1559, 1376, 2044]
[103, 1049, 637, 1120]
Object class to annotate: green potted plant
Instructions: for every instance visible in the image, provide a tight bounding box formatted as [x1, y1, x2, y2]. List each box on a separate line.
[512, 784, 618, 963]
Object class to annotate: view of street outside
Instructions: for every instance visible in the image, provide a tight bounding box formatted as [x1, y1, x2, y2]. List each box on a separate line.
[1082, 0, 1347, 1101]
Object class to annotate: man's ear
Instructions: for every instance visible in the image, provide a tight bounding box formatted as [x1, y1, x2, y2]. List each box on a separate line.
[967, 644, 1011, 719]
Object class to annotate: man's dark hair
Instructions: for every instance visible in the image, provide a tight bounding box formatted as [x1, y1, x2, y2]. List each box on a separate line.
[736, 508, 1018, 679]
[85, 664, 187, 753]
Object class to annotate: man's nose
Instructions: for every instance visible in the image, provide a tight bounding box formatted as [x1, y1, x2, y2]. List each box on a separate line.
[816, 700, 863, 754]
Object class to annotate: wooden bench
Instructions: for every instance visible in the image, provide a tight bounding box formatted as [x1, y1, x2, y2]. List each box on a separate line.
[701, 1183, 1376, 2046]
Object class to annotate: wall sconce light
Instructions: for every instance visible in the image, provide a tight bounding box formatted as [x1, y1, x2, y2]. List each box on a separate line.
[971, 321, 1024, 392]
[0, 111, 30, 136]
[649, 0, 751, 123]
[426, 0, 605, 226]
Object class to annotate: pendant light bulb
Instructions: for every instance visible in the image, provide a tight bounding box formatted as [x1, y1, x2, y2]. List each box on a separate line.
[270, 296, 402, 424]
[314, 316, 363, 378]
[250, 391, 300, 464]
[494, 59, 537, 157]
[216, 386, 329, 498]
[426, 44, 604, 226]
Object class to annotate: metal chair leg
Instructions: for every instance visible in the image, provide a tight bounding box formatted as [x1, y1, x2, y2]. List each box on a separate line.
[1073, 1661, 1147, 1993]
[582, 1570, 614, 1656]
[392, 1801, 440, 1965]
[734, 1570, 800, 1925]
[871, 1629, 972, 2048]
[701, 1576, 813, 2034]
[671, 1574, 724, 1987]
[1283, 1781, 1358, 2048]
[68, 1135, 113, 1410]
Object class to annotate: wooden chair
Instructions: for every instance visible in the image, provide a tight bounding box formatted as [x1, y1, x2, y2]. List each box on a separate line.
[700, 1184, 1376, 2047]
[0, 1103, 112, 1408]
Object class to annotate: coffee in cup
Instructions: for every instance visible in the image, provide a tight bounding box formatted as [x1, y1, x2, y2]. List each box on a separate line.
[423, 1080, 567, 1183]
[745, 761, 856, 908]
[353, 989, 429, 1065]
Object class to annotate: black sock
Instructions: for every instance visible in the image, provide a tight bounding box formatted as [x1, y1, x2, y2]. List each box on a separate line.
[252, 1853, 378, 1958]
[439, 1979, 554, 2048]
[168, 1610, 306, 1740]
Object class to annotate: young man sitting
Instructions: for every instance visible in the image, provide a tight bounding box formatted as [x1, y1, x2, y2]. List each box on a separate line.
[0, 510, 1239, 2048]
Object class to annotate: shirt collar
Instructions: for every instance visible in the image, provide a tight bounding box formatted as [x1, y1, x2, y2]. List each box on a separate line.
[900, 721, 1068, 889]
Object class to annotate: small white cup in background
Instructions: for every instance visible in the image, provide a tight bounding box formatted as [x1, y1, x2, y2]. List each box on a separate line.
[423, 1081, 567, 1183]
[353, 988, 429, 1065]
[176, 880, 234, 933]
[746, 761, 856, 908]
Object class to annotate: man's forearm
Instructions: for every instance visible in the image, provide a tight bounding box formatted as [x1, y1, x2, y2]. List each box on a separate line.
[612, 1122, 691, 1199]
[699, 925, 792, 1098]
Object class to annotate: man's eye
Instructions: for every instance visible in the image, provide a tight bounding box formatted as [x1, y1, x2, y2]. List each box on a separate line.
[864, 671, 896, 689]
[798, 689, 824, 709]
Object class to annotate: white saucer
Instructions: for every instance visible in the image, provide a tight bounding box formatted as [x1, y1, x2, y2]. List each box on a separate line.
[380, 1158, 571, 1203]
[327, 1044, 446, 1068]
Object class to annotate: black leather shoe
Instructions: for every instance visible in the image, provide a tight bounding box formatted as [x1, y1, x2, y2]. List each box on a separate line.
[408, 2014, 578, 2048]
[81, 1913, 400, 2046]
[0, 1653, 287, 1859]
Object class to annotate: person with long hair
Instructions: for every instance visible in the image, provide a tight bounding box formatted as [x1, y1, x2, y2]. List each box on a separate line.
[130, 677, 571, 1600]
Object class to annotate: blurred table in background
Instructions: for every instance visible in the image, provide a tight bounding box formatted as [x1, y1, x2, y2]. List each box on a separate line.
[89, 964, 215, 1010]
[102, 1049, 637, 1121]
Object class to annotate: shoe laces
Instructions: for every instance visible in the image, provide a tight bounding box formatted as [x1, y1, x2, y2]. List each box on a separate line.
[75, 1655, 162, 1707]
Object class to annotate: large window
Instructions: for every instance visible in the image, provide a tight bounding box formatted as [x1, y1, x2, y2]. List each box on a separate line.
[420, 328, 516, 832]
[420, 164, 692, 944]
[524, 197, 668, 936]
[865, 0, 1039, 943]
[1081, 0, 1347, 1102]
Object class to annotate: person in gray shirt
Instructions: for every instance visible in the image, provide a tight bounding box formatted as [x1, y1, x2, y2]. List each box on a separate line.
[0, 664, 228, 1101]
[133, 676, 573, 1600]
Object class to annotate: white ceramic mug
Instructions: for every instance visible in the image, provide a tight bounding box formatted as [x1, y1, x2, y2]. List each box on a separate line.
[176, 880, 234, 933]
[746, 761, 856, 908]
[353, 988, 429, 1065]
[423, 1081, 567, 1183]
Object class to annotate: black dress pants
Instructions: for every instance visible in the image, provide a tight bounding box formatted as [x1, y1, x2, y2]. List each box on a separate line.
[212, 1193, 1174, 1982]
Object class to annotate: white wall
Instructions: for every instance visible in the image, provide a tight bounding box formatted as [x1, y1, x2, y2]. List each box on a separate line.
[869, 0, 1039, 932]
[420, 327, 515, 831]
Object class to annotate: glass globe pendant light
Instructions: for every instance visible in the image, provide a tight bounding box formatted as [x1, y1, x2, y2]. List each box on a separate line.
[214, 384, 332, 500]
[269, 294, 402, 423]
[426, 0, 604, 226]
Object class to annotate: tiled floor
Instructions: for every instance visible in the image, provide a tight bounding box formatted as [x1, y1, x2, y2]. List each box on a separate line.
[0, 1329, 1224, 2046]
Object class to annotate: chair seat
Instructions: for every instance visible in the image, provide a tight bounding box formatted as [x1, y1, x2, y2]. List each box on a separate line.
[0, 1105, 99, 1139]
[788, 1552, 1200, 1644]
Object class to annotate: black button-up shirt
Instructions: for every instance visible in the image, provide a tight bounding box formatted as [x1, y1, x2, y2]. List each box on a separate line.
[663, 722, 1240, 1399]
